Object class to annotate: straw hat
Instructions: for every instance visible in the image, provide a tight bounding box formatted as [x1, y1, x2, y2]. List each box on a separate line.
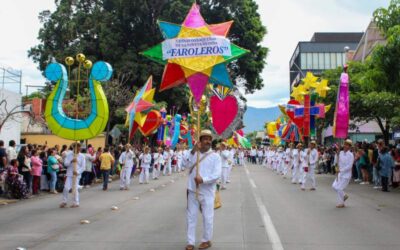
[296, 143, 303, 148]
[344, 139, 353, 146]
[199, 129, 213, 139]
[310, 140, 317, 145]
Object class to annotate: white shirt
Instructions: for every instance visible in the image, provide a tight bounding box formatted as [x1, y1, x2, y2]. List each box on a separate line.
[6, 146, 17, 162]
[153, 152, 164, 166]
[338, 150, 354, 179]
[163, 150, 173, 164]
[250, 149, 257, 156]
[119, 150, 135, 168]
[300, 150, 308, 168]
[292, 149, 299, 167]
[84, 153, 95, 172]
[220, 149, 230, 168]
[257, 150, 263, 157]
[309, 148, 318, 167]
[64, 150, 86, 177]
[139, 153, 152, 168]
[187, 149, 222, 196]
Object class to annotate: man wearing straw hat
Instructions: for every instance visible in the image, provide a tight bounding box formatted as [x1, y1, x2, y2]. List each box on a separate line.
[186, 129, 221, 250]
[301, 141, 318, 191]
[291, 143, 302, 184]
[219, 142, 230, 190]
[332, 139, 354, 208]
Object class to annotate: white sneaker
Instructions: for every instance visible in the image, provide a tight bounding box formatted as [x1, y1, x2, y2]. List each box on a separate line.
[360, 182, 366, 185]
[355, 179, 362, 182]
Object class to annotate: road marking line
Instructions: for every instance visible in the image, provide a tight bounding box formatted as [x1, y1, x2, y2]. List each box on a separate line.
[244, 165, 284, 250]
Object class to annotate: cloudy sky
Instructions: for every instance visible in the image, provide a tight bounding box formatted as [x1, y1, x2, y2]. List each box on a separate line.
[0, 0, 390, 104]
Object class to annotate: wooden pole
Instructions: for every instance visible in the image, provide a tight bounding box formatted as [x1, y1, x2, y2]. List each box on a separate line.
[196, 103, 201, 199]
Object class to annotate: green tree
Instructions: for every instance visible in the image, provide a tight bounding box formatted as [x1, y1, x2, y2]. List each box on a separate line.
[29, 0, 268, 111]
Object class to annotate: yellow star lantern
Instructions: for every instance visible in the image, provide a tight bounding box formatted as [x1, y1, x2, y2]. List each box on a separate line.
[291, 84, 308, 101]
[314, 79, 331, 98]
[302, 72, 319, 90]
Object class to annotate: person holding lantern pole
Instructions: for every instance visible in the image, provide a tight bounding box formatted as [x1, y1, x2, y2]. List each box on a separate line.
[186, 130, 221, 250]
[60, 143, 85, 208]
[301, 141, 318, 191]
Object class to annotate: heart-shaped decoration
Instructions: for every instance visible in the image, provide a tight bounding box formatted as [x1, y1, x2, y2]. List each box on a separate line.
[286, 100, 304, 129]
[138, 110, 162, 136]
[210, 95, 238, 135]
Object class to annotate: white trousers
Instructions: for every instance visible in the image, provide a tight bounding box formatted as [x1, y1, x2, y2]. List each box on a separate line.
[139, 168, 149, 183]
[120, 167, 133, 188]
[62, 175, 80, 205]
[174, 160, 182, 172]
[291, 165, 301, 183]
[227, 165, 232, 181]
[238, 157, 244, 166]
[332, 177, 350, 205]
[163, 161, 172, 175]
[221, 167, 229, 187]
[152, 164, 160, 179]
[301, 167, 316, 189]
[187, 191, 215, 245]
[282, 162, 289, 175]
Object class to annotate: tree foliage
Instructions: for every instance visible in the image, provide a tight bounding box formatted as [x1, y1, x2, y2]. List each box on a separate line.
[29, 0, 268, 112]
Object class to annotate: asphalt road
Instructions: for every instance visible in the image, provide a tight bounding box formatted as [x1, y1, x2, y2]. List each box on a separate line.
[1, 163, 400, 250]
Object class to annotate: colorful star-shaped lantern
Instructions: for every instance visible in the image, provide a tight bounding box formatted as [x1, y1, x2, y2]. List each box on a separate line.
[302, 72, 319, 90]
[291, 84, 308, 101]
[314, 79, 331, 98]
[142, 3, 248, 103]
[125, 76, 155, 136]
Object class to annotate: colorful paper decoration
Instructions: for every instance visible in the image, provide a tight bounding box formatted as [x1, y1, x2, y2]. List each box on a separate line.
[44, 61, 112, 140]
[333, 71, 350, 138]
[156, 108, 167, 145]
[125, 76, 155, 138]
[210, 95, 238, 135]
[142, 3, 248, 103]
[281, 120, 302, 142]
[138, 110, 162, 136]
[171, 114, 182, 148]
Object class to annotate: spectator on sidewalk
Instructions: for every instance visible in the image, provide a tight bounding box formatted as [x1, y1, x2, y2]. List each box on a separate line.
[30, 150, 43, 195]
[47, 148, 59, 194]
[17, 146, 32, 194]
[99, 147, 114, 191]
[5, 159, 29, 199]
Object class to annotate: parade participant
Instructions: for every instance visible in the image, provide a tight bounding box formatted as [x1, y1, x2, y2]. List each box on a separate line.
[262, 148, 268, 166]
[301, 141, 318, 191]
[175, 145, 184, 172]
[227, 146, 235, 183]
[60, 143, 85, 208]
[119, 144, 135, 190]
[291, 143, 302, 184]
[139, 146, 152, 184]
[220, 143, 230, 190]
[99, 147, 115, 191]
[238, 148, 245, 166]
[257, 147, 264, 165]
[332, 139, 354, 208]
[186, 130, 221, 250]
[250, 146, 257, 164]
[277, 147, 284, 175]
[152, 147, 164, 180]
[182, 144, 191, 169]
[283, 143, 293, 178]
[267, 147, 273, 169]
[163, 145, 173, 176]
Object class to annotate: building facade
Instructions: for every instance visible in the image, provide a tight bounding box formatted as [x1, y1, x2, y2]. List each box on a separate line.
[289, 32, 363, 91]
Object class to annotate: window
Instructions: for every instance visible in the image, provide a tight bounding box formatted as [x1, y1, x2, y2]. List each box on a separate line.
[324, 53, 330, 69]
[306, 53, 313, 69]
[300, 53, 307, 69]
[336, 53, 343, 67]
[330, 53, 336, 69]
[312, 53, 318, 69]
[318, 53, 324, 70]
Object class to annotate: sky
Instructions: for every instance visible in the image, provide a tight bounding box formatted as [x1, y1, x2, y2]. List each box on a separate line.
[0, 0, 391, 104]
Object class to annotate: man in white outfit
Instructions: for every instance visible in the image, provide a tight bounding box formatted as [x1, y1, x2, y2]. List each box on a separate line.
[186, 130, 221, 250]
[227, 146, 235, 183]
[301, 141, 318, 191]
[291, 143, 301, 184]
[283, 144, 293, 178]
[332, 139, 354, 208]
[220, 143, 230, 190]
[60, 143, 85, 208]
[119, 144, 135, 190]
[152, 147, 164, 180]
[139, 147, 152, 184]
[163, 146, 173, 176]
[238, 148, 245, 166]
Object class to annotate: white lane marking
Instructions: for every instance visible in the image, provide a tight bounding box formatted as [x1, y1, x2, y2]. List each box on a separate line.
[244, 165, 284, 250]
[249, 179, 257, 188]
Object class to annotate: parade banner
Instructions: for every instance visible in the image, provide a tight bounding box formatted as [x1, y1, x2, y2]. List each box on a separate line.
[162, 36, 231, 59]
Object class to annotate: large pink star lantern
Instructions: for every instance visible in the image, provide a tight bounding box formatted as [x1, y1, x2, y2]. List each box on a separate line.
[141, 3, 248, 103]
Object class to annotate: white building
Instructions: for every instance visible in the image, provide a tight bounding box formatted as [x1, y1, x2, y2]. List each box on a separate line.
[0, 88, 22, 145]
